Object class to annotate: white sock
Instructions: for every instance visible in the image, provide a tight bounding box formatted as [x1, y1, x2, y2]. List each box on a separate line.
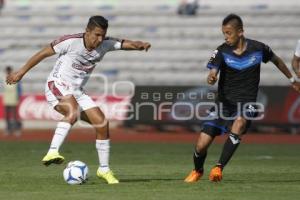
[96, 139, 110, 173]
[48, 122, 72, 153]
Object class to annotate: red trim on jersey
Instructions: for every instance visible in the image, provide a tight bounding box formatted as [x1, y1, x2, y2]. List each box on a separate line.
[51, 33, 83, 47]
[48, 81, 63, 99]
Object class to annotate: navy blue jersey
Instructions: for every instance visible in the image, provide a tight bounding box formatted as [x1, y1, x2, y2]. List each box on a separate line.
[207, 38, 274, 104]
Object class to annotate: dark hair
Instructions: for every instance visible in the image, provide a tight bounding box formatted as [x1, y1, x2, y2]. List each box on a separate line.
[87, 15, 108, 30]
[222, 13, 243, 29]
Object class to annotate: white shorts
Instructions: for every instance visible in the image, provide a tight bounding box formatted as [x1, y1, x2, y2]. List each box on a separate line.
[45, 79, 97, 111]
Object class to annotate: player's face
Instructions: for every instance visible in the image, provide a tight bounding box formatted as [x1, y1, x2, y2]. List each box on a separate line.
[222, 24, 243, 46]
[85, 26, 107, 50]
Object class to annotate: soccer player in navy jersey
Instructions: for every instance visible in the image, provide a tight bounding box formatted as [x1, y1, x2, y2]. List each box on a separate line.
[184, 13, 300, 182]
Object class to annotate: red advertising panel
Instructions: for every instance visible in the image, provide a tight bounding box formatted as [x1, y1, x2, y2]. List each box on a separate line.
[0, 94, 131, 121]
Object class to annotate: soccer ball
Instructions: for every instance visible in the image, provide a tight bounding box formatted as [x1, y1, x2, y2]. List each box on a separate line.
[63, 160, 89, 185]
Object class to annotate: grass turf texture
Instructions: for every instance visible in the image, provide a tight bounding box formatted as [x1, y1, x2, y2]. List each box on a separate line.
[0, 142, 299, 200]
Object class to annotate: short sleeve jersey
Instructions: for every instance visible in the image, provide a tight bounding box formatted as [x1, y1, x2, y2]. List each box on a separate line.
[48, 33, 122, 88]
[207, 38, 274, 104]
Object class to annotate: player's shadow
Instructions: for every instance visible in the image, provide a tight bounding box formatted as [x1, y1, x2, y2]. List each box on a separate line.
[120, 178, 183, 183]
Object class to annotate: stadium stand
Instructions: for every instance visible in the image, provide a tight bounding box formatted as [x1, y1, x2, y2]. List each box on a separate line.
[1, 0, 300, 93]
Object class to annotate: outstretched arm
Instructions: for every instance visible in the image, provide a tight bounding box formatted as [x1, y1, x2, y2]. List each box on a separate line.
[271, 54, 293, 78]
[271, 54, 300, 92]
[121, 40, 151, 51]
[6, 45, 55, 84]
[292, 55, 300, 78]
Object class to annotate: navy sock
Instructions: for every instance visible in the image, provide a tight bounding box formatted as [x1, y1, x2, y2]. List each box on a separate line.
[193, 149, 207, 173]
[217, 132, 241, 168]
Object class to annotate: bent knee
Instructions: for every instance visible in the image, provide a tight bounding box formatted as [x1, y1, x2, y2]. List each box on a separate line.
[195, 133, 212, 152]
[65, 112, 78, 125]
[232, 117, 247, 134]
[236, 117, 247, 127]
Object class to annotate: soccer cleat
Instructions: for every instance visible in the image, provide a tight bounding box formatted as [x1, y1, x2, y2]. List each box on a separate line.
[97, 169, 119, 184]
[184, 170, 203, 183]
[209, 166, 223, 182]
[42, 151, 65, 166]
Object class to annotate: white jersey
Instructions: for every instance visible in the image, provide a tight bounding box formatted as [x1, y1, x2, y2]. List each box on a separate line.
[48, 33, 122, 89]
[295, 40, 300, 57]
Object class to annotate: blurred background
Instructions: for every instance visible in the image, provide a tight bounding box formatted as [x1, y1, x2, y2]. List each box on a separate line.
[1, 0, 300, 136]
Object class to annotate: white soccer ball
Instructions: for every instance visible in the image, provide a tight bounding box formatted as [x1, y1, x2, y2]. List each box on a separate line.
[63, 160, 89, 185]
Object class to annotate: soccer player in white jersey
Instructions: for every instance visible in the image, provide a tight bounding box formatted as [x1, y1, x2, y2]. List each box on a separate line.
[292, 40, 300, 78]
[6, 15, 151, 184]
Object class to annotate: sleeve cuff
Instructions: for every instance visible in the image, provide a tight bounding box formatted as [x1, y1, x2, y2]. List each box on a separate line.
[120, 39, 125, 49]
[50, 43, 57, 53]
[207, 64, 219, 69]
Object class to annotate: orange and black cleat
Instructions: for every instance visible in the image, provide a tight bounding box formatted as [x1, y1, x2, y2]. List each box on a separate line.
[184, 170, 203, 183]
[209, 166, 223, 182]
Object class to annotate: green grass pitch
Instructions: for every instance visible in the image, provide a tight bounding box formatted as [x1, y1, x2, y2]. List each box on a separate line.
[0, 141, 299, 200]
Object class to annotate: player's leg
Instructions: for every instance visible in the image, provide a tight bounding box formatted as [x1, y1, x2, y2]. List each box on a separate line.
[218, 116, 246, 167]
[42, 95, 79, 166]
[80, 107, 119, 184]
[185, 102, 229, 183]
[13, 104, 23, 134]
[209, 116, 247, 182]
[4, 106, 12, 135]
[184, 131, 214, 183]
[194, 132, 214, 172]
[184, 111, 228, 183]
[11, 106, 21, 136]
[210, 103, 258, 181]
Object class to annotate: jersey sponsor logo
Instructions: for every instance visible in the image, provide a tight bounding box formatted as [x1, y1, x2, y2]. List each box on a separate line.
[222, 51, 263, 70]
[72, 62, 95, 72]
[81, 52, 102, 65]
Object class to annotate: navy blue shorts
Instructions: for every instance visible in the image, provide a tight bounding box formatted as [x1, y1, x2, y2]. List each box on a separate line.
[201, 102, 259, 137]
